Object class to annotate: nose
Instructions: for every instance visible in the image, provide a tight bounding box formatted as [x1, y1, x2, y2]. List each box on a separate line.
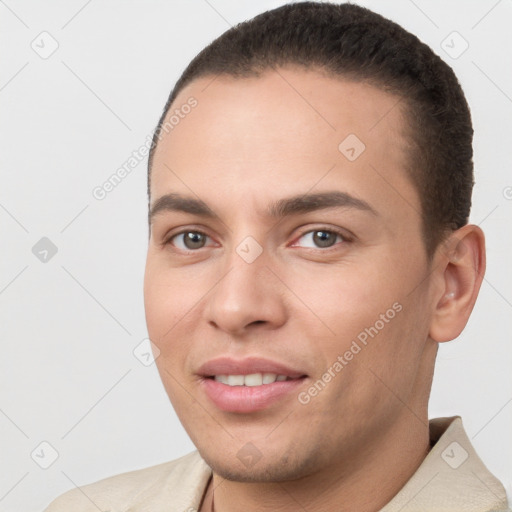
[204, 245, 287, 337]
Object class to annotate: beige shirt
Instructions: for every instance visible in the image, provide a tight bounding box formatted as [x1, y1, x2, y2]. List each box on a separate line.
[44, 416, 509, 511]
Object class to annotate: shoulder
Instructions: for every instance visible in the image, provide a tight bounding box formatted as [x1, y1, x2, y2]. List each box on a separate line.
[43, 450, 211, 512]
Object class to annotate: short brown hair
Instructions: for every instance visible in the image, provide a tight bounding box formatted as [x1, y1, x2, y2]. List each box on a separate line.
[148, 1, 474, 258]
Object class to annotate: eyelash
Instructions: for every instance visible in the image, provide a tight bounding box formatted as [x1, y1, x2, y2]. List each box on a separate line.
[163, 226, 351, 253]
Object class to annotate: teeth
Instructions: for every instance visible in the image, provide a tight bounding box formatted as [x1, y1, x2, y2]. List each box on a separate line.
[214, 373, 290, 386]
[227, 375, 244, 386]
[215, 375, 229, 385]
[262, 372, 278, 384]
[244, 373, 263, 386]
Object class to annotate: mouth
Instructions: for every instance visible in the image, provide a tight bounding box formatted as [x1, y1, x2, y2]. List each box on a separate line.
[197, 357, 308, 413]
[208, 373, 300, 386]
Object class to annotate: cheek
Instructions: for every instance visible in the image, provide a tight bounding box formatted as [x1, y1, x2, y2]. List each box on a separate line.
[144, 258, 201, 344]
[288, 260, 404, 343]
[144, 264, 196, 404]
[292, 254, 428, 386]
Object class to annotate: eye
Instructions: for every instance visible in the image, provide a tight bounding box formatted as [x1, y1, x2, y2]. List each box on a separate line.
[292, 228, 348, 249]
[167, 230, 214, 251]
[165, 227, 349, 252]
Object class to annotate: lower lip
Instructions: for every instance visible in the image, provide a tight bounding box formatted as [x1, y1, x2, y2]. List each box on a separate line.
[201, 377, 306, 413]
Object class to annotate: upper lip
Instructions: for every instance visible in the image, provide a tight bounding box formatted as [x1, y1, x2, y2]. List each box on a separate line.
[197, 357, 307, 379]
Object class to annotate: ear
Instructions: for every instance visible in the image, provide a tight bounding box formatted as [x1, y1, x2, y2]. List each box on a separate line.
[429, 224, 486, 343]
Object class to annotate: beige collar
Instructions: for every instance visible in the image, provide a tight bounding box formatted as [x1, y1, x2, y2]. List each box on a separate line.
[380, 416, 509, 511]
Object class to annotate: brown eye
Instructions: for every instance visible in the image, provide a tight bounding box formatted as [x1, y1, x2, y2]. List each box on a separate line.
[169, 231, 210, 250]
[312, 230, 338, 248]
[295, 229, 346, 249]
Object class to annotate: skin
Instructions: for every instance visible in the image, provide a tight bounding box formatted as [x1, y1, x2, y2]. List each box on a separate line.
[144, 67, 485, 511]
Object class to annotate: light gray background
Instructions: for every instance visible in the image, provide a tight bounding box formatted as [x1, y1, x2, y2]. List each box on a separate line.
[1, 1, 511, 510]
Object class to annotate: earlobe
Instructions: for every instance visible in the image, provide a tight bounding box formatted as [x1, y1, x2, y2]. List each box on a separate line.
[429, 225, 486, 343]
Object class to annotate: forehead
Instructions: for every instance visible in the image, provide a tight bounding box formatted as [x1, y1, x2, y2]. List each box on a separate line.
[150, 67, 420, 228]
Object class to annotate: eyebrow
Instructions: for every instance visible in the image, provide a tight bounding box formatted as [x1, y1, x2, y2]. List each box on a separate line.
[149, 191, 378, 224]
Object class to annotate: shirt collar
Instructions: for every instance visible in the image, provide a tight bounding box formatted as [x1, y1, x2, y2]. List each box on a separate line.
[380, 416, 509, 511]
[186, 416, 509, 511]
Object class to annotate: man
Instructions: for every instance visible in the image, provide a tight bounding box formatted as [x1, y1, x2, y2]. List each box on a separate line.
[45, 2, 509, 511]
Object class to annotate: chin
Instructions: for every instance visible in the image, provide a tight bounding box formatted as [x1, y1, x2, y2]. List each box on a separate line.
[199, 447, 318, 483]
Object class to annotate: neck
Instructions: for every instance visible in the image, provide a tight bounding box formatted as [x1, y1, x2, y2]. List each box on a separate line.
[206, 412, 431, 512]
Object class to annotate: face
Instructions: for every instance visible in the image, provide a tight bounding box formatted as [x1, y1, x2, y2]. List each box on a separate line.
[144, 68, 440, 482]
